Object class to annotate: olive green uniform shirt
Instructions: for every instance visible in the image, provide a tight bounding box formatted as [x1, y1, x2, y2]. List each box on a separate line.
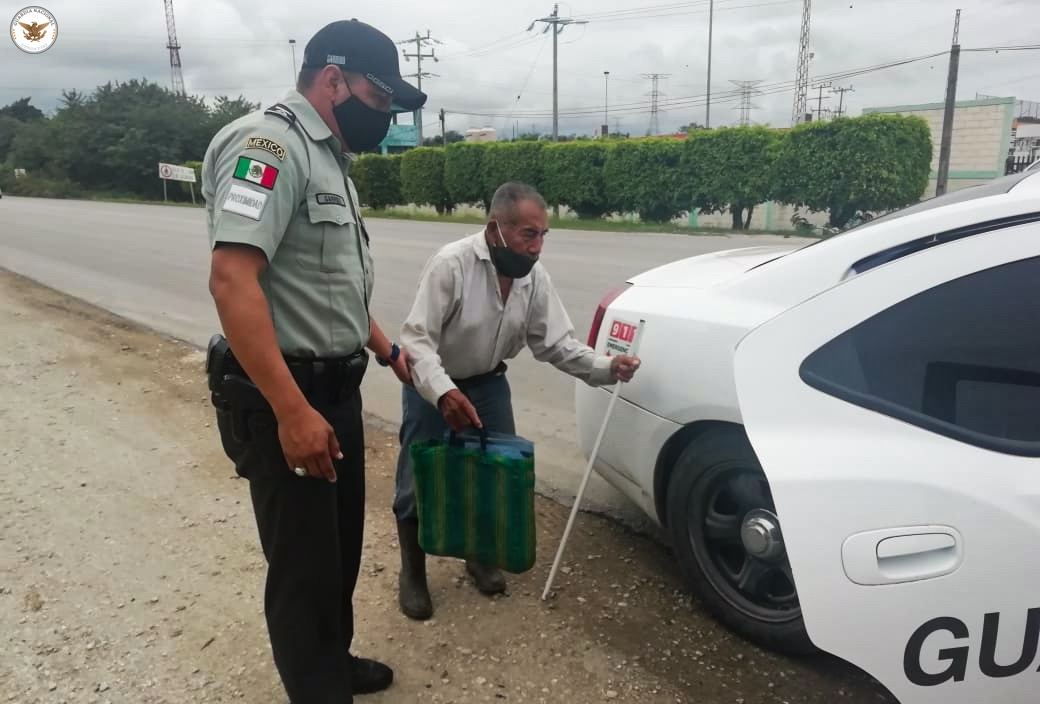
[202, 90, 374, 357]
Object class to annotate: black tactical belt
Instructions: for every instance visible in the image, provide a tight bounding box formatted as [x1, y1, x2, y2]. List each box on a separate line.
[451, 361, 508, 387]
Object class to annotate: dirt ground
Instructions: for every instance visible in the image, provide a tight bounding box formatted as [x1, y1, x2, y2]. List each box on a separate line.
[0, 269, 898, 704]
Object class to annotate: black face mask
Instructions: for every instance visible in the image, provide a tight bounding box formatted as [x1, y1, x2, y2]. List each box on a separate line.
[333, 95, 392, 153]
[489, 224, 538, 279]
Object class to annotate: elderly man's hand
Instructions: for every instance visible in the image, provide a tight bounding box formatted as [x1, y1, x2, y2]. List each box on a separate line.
[610, 354, 641, 383]
[438, 389, 483, 432]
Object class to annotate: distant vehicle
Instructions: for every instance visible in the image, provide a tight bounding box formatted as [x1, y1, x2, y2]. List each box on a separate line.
[576, 170, 1040, 704]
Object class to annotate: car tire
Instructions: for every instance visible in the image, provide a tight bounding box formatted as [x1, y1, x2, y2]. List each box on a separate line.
[666, 425, 815, 656]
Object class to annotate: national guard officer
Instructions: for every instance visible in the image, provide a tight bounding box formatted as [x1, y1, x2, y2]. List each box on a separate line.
[201, 18, 426, 703]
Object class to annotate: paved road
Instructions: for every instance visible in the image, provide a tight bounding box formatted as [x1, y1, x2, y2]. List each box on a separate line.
[1, 196, 795, 525]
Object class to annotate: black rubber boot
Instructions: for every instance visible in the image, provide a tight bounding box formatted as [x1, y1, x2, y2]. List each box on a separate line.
[465, 560, 506, 595]
[397, 520, 433, 620]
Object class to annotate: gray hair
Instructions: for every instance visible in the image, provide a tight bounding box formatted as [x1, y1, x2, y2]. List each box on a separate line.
[489, 182, 547, 225]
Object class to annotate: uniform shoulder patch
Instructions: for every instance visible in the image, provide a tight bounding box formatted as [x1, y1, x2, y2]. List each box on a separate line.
[233, 156, 279, 190]
[315, 192, 346, 207]
[245, 136, 286, 161]
[264, 103, 296, 126]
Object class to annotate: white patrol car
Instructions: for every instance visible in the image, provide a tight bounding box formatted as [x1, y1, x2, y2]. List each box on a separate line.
[575, 169, 1040, 704]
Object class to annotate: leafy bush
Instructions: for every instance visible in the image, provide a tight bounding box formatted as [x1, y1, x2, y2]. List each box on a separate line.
[444, 142, 488, 211]
[603, 138, 688, 223]
[481, 141, 545, 202]
[772, 113, 933, 228]
[683, 126, 781, 229]
[541, 142, 611, 219]
[352, 154, 402, 210]
[400, 147, 454, 214]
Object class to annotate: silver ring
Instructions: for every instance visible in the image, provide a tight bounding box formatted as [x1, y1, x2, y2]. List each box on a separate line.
[293, 466, 307, 477]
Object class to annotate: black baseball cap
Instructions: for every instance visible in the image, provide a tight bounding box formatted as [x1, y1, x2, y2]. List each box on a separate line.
[301, 19, 428, 112]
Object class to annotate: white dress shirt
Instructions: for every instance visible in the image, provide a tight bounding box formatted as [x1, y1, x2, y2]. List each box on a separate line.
[401, 230, 614, 407]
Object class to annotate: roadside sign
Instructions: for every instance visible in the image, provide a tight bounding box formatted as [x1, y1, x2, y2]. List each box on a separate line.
[158, 162, 196, 183]
[605, 318, 638, 356]
[158, 162, 197, 204]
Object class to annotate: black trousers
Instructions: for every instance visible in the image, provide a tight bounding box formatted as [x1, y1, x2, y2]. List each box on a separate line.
[216, 390, 366, 704]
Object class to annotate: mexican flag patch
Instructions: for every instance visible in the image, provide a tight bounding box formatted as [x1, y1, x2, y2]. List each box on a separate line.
[234, 157, 278, 189]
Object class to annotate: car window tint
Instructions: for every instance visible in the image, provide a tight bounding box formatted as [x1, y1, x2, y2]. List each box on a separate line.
[799, 254, 1040, 456]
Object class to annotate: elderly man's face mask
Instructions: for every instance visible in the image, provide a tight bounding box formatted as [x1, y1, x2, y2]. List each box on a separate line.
[489, 221, 539, 279]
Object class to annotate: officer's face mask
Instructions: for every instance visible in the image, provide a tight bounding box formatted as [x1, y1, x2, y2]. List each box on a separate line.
[489, 222, 538, 279]
[333, 78, 392, 154]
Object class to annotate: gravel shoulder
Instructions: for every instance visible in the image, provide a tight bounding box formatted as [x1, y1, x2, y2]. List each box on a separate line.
[0, 268, 895, 704]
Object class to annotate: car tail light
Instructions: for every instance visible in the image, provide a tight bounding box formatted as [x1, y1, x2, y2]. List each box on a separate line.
[587, 284, 630, 348]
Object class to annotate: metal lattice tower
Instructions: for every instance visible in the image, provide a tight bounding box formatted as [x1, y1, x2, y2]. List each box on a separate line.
[164, 0, 185, 96]
[791, 0, 812, 125]
[731, 80, 763, 126]
[643, 73, 669, 135]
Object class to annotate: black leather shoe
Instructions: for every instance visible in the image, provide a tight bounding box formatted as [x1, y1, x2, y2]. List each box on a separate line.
[465, 560, 506, 595]
[351, 656, 393, 695]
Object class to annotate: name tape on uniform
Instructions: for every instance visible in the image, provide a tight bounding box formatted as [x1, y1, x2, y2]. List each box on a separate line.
[315, 193, 346, 207]
[222, 183, 268, 221]
[245, 136, 286, 161]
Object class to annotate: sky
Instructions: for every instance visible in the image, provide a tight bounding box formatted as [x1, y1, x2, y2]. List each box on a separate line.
[2, 0, 1039, 138]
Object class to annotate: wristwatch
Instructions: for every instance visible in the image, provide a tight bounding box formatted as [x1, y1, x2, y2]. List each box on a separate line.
[377, 342, 400, 367]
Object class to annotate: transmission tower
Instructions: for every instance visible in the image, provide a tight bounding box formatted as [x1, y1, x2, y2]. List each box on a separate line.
[643, 73, 669, 135]
[731, 80, 763, 126]
[530, 4, 587, 142]
[163, 0, 185, 96]
[398, 30, 441, 143]
[791, 0, 812, 125]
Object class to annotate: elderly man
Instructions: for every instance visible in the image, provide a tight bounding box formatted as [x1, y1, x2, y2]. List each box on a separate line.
[392, 181, 641, 620]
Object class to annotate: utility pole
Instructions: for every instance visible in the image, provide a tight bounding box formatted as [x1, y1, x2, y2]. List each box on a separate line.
[603, 71, 610, 137]
[791, 0, 812, 125]
[163, 0, 186, 96]
[289, 39, 297, 83]
[398, 30, 441, 143]
[811, 81, 832, 121]
[530, 4, 587, 142]
[439, 108, 446, 147]
[731, 80, 763, 126]
[936, 9, 961, 197]
[831, 84, 854, 117]
[706, 0, 714, 128]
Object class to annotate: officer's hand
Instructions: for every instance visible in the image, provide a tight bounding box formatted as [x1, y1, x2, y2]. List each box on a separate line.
[277, 405, 342, 482]
[390, 347, 413, 386]
[438, 389, 482, 432]
[610, 354, 641, 383]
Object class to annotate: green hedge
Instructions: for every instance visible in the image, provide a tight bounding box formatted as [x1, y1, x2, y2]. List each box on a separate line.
[772, 113, 933, 228]
[542, 142, 611, 219]
[444, 142, 488, 211]
[344, 114, 933, 229]
[603, 138, 688, 223]
[352, 153, 402, 210]
[401, 147, 454, 214]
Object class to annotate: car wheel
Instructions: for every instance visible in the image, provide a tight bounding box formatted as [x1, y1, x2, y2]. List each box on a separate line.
[666, 425, 814, 655]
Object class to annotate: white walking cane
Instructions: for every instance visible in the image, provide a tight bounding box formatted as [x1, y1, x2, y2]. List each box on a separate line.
[541, 318, 646, 601]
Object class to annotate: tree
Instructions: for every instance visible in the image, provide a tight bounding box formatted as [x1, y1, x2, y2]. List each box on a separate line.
[400, 147, 454, 214]
[0, 97, 45, 122]
[772, 114, 933, 228]
[421, 130, 463, 147]
[682, 126, 780, 230]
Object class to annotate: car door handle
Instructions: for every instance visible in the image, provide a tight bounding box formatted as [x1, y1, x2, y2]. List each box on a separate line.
[842, 526, 963, 586]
